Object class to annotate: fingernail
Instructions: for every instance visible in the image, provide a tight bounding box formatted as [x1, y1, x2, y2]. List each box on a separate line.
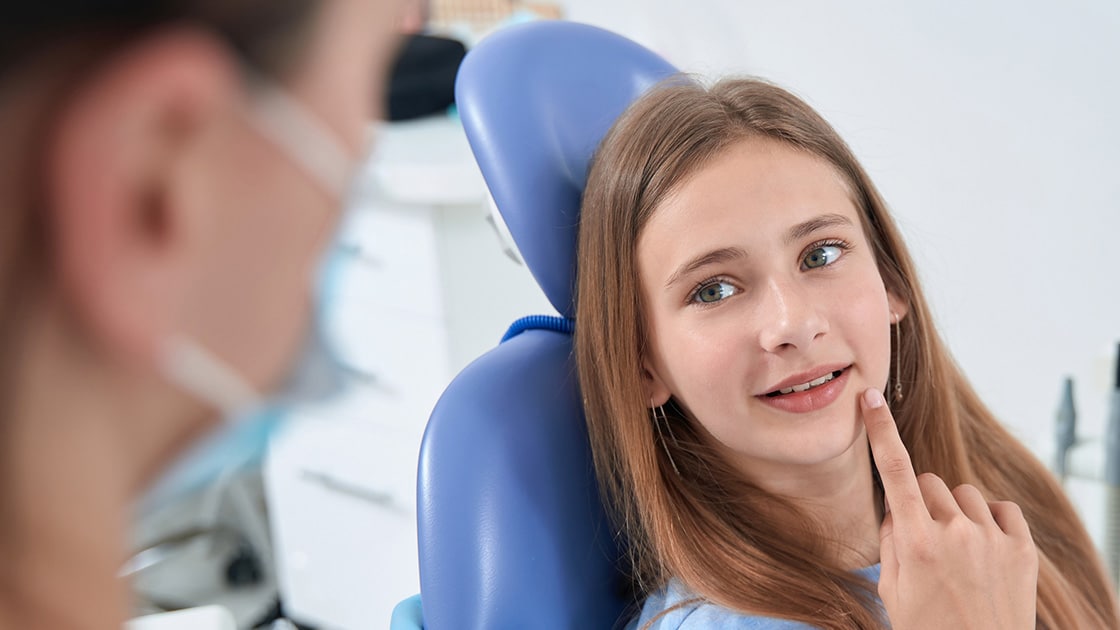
[863, 388, 884, 409]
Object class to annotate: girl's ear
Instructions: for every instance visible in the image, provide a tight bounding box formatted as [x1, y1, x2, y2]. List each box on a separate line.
[887, 291, 910, 324]
[642, 358, 672, 408]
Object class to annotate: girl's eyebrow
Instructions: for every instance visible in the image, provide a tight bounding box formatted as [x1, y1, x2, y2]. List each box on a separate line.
[784, 213, 853, 245]
[665, 246, 747, 289]
[663, 214, 854, 290]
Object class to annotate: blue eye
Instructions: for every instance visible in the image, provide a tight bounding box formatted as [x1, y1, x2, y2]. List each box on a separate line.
[803, 245, 843, 269]
[693, 280, 737, 304]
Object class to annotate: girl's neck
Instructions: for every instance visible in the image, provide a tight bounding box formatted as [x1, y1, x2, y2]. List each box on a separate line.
[743, 434, 884, 570]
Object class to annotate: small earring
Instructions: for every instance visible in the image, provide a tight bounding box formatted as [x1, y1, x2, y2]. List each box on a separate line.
[891, 312, 904, 403]
[651, 401, 681, 476]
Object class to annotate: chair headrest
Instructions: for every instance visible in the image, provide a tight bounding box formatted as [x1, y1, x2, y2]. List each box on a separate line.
[455, 21, 679, 317]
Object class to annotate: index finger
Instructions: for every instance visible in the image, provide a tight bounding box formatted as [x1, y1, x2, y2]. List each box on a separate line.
[861, 388, 927, 529]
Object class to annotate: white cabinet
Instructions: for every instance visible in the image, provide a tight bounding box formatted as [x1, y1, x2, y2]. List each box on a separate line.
[264, 118, 464, 630]
[264, 114, 555, 629]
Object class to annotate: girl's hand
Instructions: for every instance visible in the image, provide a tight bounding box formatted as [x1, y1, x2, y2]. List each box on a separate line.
[861, 388, 1038, 629]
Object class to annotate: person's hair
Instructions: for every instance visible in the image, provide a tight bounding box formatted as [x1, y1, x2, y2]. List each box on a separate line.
[1, 1, 318, 80]
[574, 77, 1118, 629]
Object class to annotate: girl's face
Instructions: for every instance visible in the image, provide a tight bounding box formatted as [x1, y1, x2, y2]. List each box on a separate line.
[637, 137, 905, 483]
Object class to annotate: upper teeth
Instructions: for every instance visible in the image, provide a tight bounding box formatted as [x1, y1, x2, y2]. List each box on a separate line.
[776, 371, 838, 395]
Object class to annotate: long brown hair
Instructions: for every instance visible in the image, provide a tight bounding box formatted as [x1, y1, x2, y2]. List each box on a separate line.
[574, 77, 1118, 629]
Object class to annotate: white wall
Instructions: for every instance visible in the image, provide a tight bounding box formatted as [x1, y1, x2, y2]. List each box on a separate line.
[545, 0, 1120, 540]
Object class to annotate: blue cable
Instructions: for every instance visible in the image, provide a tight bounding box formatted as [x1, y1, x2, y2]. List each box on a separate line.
[501, 315, 575, 343]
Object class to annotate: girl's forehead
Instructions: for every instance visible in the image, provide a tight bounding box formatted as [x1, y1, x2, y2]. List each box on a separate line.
[638, 140, 859, 259]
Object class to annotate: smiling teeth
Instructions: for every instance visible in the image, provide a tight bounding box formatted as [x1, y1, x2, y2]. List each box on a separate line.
[776, 371, 839, 395]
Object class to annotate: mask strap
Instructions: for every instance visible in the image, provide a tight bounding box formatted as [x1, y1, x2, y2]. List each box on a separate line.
[243, 76, 358, 200]
[161, 335, 259, 417]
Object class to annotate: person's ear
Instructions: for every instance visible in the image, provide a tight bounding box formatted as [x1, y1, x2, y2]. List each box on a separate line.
[887, 291, 910, 324]
[642, 357, 672, 408]
[46, 28, 241, 366]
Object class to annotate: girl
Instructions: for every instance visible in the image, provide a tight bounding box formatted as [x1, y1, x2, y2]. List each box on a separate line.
[575, 77, 1118, 629]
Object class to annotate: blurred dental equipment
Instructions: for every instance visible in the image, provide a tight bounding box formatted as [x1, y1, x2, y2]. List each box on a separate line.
[1055, 377, 1077, 483]
[126, 605, 236, 630]
[1107, 343, 1120, 584]
[1056, 343, 1120, 585]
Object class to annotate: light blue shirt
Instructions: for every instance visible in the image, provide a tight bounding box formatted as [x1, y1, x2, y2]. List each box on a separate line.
[632, 564, 883, 629]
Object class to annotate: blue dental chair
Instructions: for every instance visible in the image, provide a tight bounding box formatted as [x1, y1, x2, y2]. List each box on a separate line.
[391, 22, 678, 629]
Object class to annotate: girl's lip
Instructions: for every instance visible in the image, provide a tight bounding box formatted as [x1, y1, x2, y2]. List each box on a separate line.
[755, 367, 851, 413]
[760, 363, 852, 395]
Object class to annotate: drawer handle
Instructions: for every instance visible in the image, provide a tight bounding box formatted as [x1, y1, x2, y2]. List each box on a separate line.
[300, 469, 408, 515]
[335, 241, 382, 268]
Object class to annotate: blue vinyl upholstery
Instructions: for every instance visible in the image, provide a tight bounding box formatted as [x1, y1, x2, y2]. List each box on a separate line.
[411, 21, 678, 629]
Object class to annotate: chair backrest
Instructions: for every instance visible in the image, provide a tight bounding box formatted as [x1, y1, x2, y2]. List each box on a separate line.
[416, 21, 678, 630]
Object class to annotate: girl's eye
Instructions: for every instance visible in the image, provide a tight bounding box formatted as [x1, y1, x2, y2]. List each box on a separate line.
[803, 244, 843, 269]
[693, 280, 737, 304]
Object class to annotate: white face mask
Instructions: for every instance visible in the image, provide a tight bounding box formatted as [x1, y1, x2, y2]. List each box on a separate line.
[140, 78, 367, 512]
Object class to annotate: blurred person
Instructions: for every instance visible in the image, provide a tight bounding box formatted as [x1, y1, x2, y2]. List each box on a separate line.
[0, 1, 405, 627]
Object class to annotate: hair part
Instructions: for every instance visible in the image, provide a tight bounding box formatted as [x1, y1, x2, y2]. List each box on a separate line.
[575, 76, 1117, 629]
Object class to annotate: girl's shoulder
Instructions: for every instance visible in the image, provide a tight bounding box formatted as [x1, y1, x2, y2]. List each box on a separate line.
[633, 566, 881, 630]
[632, 580, 816, 630]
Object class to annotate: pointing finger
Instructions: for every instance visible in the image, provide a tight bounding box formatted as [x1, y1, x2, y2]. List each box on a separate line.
[862, 388, 928, 532]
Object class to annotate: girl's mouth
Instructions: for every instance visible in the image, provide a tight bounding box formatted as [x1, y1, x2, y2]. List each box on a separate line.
[758, 367, 851, 414]
[765, 369, 844, 397]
